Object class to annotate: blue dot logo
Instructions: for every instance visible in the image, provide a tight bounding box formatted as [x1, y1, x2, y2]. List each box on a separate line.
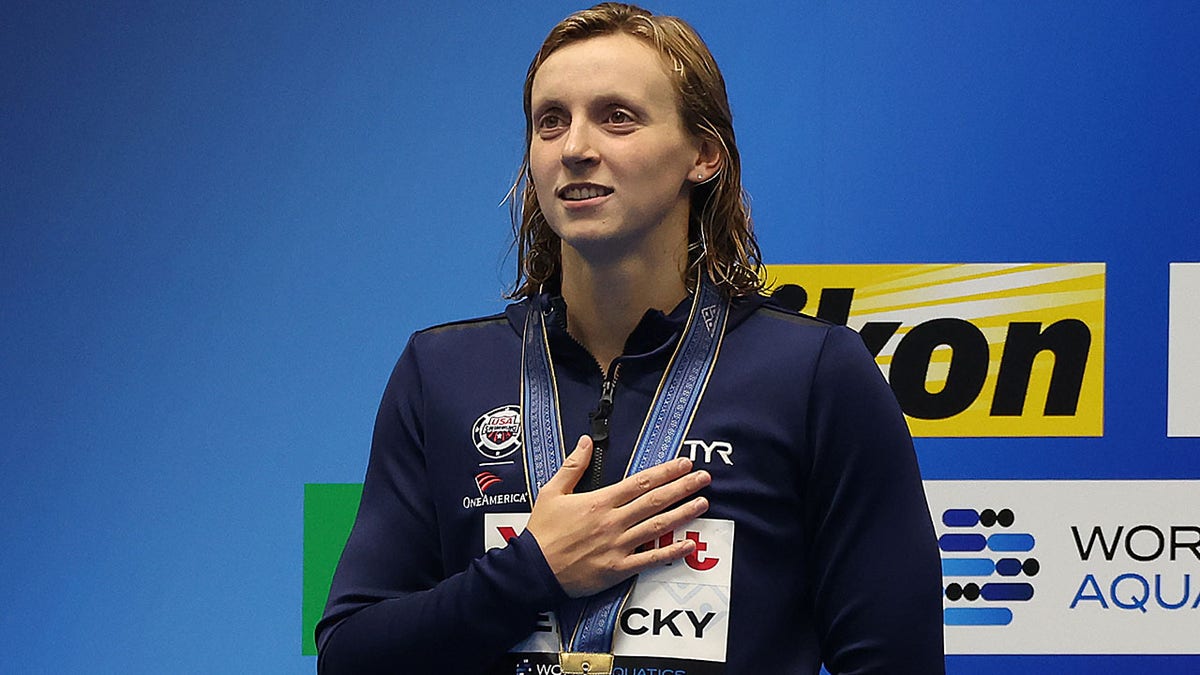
[939, 507, 1039, 627]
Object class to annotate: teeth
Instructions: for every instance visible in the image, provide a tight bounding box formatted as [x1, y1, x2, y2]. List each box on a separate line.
[562, 186, 609, 200]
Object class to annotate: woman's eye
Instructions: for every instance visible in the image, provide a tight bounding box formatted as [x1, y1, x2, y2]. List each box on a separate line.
[537, 113, 564, 130]
[608, 110, 633, 124]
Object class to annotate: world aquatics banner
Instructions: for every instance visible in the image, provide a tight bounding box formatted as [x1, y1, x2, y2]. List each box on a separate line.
[926, 481, 1200, 655]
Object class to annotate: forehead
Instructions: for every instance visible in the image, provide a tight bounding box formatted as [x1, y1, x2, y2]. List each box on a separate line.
[530, 33, 676, 110]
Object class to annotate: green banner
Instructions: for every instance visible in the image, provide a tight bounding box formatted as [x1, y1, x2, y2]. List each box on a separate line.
[301, 483, 362, 656]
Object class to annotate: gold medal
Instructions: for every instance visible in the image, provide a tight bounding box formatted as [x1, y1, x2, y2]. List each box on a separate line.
[559, 652, 614, 675]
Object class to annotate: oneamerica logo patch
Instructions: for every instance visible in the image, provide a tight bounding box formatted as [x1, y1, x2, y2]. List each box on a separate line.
[472, 405, 522, 459]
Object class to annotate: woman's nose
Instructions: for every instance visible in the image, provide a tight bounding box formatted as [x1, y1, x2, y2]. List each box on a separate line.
[560, 122, 599, 167]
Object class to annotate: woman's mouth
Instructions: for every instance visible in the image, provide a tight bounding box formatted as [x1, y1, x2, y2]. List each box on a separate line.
[558, 184, 614, 201]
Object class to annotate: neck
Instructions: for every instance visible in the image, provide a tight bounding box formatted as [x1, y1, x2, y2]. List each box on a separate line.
[559, 241, 689, 373]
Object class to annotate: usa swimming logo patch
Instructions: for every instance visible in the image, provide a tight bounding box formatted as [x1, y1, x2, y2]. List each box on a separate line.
[473, 405, 522, 459]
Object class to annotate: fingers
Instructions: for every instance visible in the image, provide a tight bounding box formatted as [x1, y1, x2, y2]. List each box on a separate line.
[617, 465, 711, 525]
[626, 538, 696, 573]
[621, 503, 709, 574]
[622, 494, 710, 551]
[607, 456, 696, 506]
[529, 444, 715, 597]
[578, 496, 709, 591]
[541, 435, 593, 496]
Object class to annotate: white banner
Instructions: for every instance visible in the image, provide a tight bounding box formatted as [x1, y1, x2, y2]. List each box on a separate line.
[925, 480, 1200, 654]
[485, 514, 734, 663]
[1169, 263, 1200, 437]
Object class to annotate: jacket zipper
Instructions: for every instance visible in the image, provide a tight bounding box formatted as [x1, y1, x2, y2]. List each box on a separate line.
[584, 363, 622, 492]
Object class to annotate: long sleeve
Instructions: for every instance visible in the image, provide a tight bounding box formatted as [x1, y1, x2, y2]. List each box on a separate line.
[804, 325, 945, 674]
[315, 337, 568, 674]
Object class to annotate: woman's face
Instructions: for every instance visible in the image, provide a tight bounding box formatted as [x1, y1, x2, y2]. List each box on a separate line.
[529, 33, 704, 262]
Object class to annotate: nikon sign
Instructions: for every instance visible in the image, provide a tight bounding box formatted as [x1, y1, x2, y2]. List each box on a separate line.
[767, 264, 1105, 437]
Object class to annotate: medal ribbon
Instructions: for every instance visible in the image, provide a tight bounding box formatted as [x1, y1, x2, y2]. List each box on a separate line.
[520, 278, 730, 666]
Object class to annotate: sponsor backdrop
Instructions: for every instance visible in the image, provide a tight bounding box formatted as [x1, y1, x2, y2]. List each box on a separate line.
[3, 2, 1197, 673]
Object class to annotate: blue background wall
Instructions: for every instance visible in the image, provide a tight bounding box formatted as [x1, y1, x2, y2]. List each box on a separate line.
[2, 1, 1197, 672]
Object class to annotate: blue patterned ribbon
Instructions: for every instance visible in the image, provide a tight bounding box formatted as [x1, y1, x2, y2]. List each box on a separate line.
[520, 278, 730, 658]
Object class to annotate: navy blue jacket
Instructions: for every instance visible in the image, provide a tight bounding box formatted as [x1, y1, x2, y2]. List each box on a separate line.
[317, 293, 944, 673]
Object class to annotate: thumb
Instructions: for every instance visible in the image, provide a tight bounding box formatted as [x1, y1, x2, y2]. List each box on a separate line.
[542, 435, 593, 496]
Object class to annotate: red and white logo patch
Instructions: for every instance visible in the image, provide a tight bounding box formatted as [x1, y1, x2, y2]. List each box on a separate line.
[472, 405, 522, 459]
[474, 471, 502, 495]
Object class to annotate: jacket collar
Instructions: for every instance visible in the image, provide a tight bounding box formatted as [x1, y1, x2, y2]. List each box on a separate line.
[503, 289, 768, 367]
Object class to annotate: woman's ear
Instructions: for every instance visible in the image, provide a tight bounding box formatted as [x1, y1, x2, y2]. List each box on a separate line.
[691, 137, 724, 183]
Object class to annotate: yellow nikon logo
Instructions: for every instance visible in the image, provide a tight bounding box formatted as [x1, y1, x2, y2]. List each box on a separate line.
[767, 264, 1105, 437]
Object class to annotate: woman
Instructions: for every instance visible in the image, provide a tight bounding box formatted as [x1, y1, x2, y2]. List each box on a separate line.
[318, 4, 943, 673]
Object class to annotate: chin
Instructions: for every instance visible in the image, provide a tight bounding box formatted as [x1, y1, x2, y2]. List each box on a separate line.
[551, 218, 627, 246]
[557, 230, 639, 262]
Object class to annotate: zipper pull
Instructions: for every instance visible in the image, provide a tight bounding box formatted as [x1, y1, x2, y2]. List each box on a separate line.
[584, 364, 621, 492]
[596, 362, 622, 420]
[589, 374, 616, 448]
[598, 376, 617, 414]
